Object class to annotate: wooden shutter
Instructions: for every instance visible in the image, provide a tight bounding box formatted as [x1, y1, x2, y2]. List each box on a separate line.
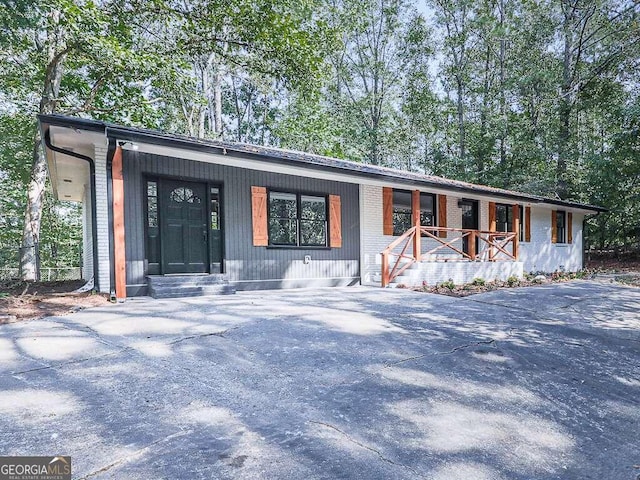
[567, 212, 573, 244]
[512, 204, 520, 233]
[438, 195, 447, 237]
[488, 202, 496, 232]
[551, 210, 558, 243]
[383, 187, 393, 235]
[525, 206, 531, 242]
[329, 195, 342, 248]
[251, 186, 268, 246]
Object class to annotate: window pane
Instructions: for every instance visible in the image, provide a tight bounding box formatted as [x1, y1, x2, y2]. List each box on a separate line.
[393, 211, 412, 235]
[393, 190, 412, 208]
[420, 193, 434, 214]
[300, 220, 326, 246]
[269, 218, 297, 245]
[301, 195, 326, 220]
[147, 181, 158, 228]
[148, 197, 157, 227]
[519, 205, 524, 241]
[211, 188, 220, 230]
[270, 192, 297, 219]
[556, 211, 566, 243]
[420, 212, 434, 226]
[496, 204, 513, 232]
[392, 189, 412, 235]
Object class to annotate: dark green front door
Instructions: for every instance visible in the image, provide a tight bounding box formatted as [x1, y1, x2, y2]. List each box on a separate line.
[160, 180, 208, 274]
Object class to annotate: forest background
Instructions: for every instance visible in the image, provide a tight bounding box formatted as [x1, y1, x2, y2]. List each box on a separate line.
[1, 0, 639, 277]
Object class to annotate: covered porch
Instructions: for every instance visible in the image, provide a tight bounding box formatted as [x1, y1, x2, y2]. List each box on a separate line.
[380, 189, 522, 287]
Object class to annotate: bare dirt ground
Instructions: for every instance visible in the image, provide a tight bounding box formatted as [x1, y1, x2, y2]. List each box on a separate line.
[0, 280, 110, 324]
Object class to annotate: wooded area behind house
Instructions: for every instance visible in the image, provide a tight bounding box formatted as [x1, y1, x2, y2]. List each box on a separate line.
[1, 0, 639, 278]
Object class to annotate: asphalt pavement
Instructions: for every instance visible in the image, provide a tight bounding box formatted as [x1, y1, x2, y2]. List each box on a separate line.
[0, 281, 638, 479]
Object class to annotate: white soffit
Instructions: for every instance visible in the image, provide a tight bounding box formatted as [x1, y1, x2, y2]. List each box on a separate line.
[47, 126, 104, 202]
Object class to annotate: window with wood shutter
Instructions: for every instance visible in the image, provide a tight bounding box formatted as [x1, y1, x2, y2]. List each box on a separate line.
[329, 195, 342, 248]
[525, 206, 531, 242]
[438, 195, 447, 237]
[567, 212, 573, 244]
[495, 203, 513, 232]
[251, 186, 268, 246]
[551, 210, 558, 243]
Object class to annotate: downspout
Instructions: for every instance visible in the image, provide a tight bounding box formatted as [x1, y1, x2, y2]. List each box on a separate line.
[43, 128, 100, 292]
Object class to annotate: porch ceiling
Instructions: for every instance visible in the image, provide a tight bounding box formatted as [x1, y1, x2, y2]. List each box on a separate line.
[44, 125, 105, 202]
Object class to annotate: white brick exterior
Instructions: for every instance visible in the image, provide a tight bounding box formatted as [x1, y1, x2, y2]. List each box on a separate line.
[360, 184, 584, 286]
[394, 261, 524, 286]
[94, 143, 111, 293]
[81, 185, 93, 280]
[520, 208, 583, 273]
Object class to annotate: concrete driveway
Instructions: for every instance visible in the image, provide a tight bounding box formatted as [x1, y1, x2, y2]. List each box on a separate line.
[0, 281, 638, 480]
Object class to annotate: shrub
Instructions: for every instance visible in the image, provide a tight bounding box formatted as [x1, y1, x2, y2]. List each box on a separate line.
[471, 277, 485, 286]
[439, 280, 456, 290]
[506, 275, 520, 287]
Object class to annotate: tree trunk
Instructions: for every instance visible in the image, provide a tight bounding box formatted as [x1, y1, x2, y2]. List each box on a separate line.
[214, 69, 222, 136]
[498, 0, 507, 173]
[557, 1, 575, 200]
[456, 76, 466, 162]
[20, 9, 65, 281]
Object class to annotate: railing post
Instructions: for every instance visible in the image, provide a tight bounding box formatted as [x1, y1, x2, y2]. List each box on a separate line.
[381, 252, 389, 287]
[489, 234, 495, 261]
[469, 231, 476, 260]
[512, 204, 520, 260]
[412, 190, 421, 261]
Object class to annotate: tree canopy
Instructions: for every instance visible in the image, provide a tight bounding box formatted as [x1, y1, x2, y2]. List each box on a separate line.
[1, 0, 639, 277]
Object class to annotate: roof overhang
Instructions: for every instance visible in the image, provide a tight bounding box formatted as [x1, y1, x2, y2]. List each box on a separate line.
[37, 114, 607, 214]
[38, 118, 106, 201]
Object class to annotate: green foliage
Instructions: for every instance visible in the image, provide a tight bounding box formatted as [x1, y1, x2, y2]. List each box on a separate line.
[471, 277, 485, 286]
[438, 279, 456, 290]
[1, 0, 639, 264]
[506, 275, 520, 287]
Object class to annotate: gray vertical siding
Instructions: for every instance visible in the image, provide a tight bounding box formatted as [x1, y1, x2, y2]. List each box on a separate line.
[122, 151, 360, 293]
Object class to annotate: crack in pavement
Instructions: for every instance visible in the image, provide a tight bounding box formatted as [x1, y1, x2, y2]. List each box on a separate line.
[78, 429, 193, 479]
[9, 348, 132, 377]
[443, 338, 496, 354]
[308, 420, 424, 478]
[169, 326, 241, 345]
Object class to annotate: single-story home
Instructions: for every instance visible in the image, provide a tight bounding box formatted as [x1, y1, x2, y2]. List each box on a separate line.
[38, 114, 605, 299]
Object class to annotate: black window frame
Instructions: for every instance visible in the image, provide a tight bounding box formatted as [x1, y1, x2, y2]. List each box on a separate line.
[519, 205, 525, 242]
[267, 190, 329, 248]
[392, 189, 437, 236]
[495, 203, 513, 233]
[556, 210, 567, 244]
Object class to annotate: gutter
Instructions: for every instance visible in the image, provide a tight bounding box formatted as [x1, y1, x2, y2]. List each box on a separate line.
[42, 127, 100, 292]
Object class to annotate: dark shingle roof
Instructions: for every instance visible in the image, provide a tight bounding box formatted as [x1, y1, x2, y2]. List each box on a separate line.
[39, 114, 606, 212]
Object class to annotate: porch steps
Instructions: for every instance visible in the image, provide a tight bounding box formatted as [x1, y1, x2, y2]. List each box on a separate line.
[147, 274, 236, 299]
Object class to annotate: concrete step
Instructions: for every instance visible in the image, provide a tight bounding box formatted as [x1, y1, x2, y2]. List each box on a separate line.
[147, 274, 235, 299]
[148, 284, 236, 299]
